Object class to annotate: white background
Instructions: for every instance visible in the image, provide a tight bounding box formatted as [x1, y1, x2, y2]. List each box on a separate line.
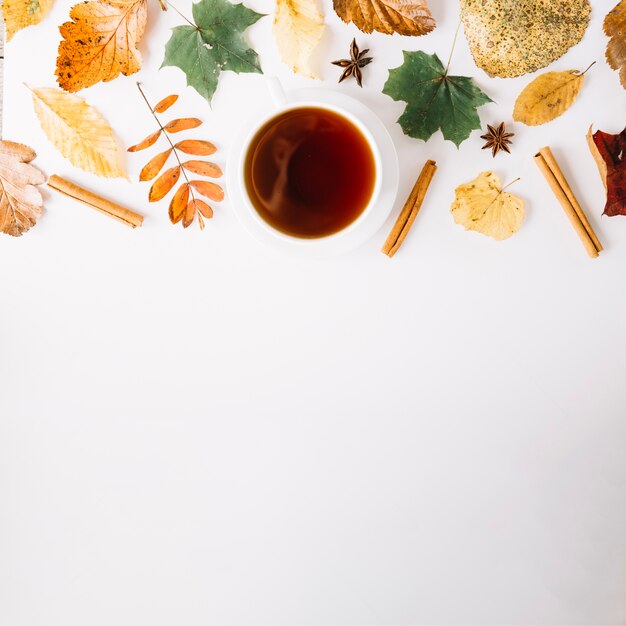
[2, 0, 626, 623]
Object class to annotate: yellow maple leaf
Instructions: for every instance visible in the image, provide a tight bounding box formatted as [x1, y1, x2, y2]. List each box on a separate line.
[451, 172, 524, 240]
[274, 0, 324, 77]
[55, 0, 147, 92]
[1, 0, 54, 40]
[513, 69, 589, 126]
[30, 87, 125, 178]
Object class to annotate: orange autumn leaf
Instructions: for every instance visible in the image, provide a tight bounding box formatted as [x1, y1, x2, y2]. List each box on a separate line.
[129, 86, 224, 230]
[190, 180, 224, 201]
[140, 149, 172, 181]
[175, 139, 217, 155]
[190, 198, 213, 219]
[164, 118, 202, 133]
[128, 130, 161, 152]
[169, 182, 189, 224]
[154, 94, 178, 113]
[149, 166, 180, 202]
[183, 160, 222, 177]
[56, 0, 148, 92]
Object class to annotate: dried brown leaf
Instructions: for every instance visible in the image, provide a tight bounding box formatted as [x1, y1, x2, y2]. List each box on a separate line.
[190, 180, 224, 201]
[149, 166, 180, 202]
[333, 0, 434, 35]
[154, 94, 179, 113]
[128, 130, 161, 152]
[140, 149, 172, 181]
[164, 118, 202, 133]
[175, 139, 217, 156]
[182, 160, 222, 177]
[0, 141, 46, 237]
[0, 141, 37, 162]
[605, 0, 626, 89]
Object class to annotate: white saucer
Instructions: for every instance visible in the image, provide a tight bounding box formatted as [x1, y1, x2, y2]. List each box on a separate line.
[226, 87, 399, 257]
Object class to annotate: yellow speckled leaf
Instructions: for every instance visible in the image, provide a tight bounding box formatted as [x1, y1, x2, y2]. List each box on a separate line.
[55, 0, 147, 92]
[274, 0, 324, 77]
[333, 0, 434, 36]
[513, 70, 585, 126]
[451, 172, 524, 240]
[605, 0, 626, 89]
[1, 0, 54, 40]
[460, 0, 590, 78]
[31, 87, 125, 178]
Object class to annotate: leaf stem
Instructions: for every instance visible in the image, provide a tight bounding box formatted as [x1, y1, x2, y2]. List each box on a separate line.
[580, 61, 596, 75]
[444, 21, 462, 75]
[164, 0, 196, 27]
[135, 82, 197, 207]
[500, 177, 521, 193]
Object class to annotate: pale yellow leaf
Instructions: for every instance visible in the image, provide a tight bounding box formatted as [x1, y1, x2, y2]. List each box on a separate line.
[30, 87, 125, 178]
[2, 0, 54, 41]
[274, 0, 324, 77]
[451, 171, 524, 240]
[513, 70, 585, 126]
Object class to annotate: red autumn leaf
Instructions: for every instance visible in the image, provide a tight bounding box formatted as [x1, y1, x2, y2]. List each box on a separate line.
[588, 126, 626, 216]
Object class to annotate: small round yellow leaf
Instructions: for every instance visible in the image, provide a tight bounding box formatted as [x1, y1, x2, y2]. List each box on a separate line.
[451, 172, 524, 241]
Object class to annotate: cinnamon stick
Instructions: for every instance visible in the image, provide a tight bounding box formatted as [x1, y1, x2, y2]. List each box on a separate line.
[533, 147, 602, 258]
[47, 175, 144, 228]
[382, 159, 437, 258]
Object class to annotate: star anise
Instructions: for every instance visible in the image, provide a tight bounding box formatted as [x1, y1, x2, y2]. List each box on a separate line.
[480, 122, 514, 157]
[331, 39, 373, 88]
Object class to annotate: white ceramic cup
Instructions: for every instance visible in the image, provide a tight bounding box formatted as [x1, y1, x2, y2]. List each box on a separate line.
[236, 79, 383, 244]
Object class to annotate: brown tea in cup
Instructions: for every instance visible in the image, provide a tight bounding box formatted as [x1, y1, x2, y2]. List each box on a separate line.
[243, 106, 377, 238]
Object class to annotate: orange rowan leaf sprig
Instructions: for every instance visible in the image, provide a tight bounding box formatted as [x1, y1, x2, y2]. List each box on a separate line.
[128, 83, 224, 230]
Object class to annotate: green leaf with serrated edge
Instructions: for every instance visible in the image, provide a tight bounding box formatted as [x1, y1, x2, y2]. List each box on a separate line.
[382, 50, 493, 147]
[161, 0, 265, 104]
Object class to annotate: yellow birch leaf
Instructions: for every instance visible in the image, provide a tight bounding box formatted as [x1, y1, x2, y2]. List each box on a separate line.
[451, 171, 524, 241]
[274, 0, 324, 77]
[1, 0, 54, 40]
[30, 87, 125, 178]
[513, 69, 586, 126]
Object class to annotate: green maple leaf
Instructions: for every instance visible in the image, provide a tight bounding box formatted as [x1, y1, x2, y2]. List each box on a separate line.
[162, 0, 265, 104]
[383, 50, 493, 147]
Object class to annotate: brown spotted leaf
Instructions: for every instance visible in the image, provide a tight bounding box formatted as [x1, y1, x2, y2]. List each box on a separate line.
[605, 0, 626, 89]
[0, 140, 46, 237]
[164, 118, 202, 133]
[183, 160, 222, 177]
[56, 0, 148, 92]
[175, 139, 217, 155]
[149, 166, 180, 202]
[333, 0, 434, 35]
[154, 94, 179, 113]
[128, 130, 161, 152]
[190, 180, 224, 201]
[139, 149, 172, 181]
[460, 0, 590, 78]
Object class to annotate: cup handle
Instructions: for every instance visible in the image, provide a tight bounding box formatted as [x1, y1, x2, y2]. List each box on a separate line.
[267, 77, 288, 109]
